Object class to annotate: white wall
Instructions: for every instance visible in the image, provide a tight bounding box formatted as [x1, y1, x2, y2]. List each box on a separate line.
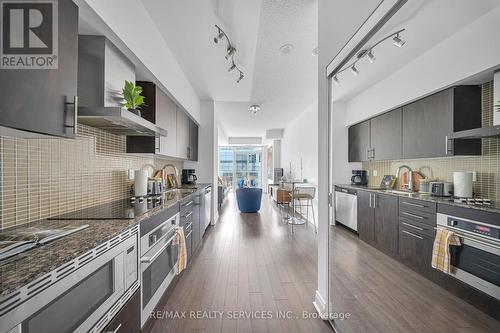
[281, 103, 319, 226]
[78, 0, 201, 122]
[345, 6, 500, 125]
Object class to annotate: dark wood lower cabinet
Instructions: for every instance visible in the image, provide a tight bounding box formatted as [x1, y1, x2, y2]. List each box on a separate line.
[374, 194, 399, 256]
[103, 290, 140, 333]
[398, 226, 434, 272]
[357, 190, 375, 243]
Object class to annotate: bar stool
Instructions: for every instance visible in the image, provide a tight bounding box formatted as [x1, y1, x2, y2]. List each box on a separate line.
[276, 188, 292, 223]
[293, 186, 316, 233]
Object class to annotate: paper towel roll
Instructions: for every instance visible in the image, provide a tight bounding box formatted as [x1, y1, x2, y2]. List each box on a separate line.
[453, 172, 473, 198]
[134, 170, 148, 197]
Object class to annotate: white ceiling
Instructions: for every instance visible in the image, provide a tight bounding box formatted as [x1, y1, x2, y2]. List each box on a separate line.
[332, 0, 500, 102]
[141, 0, 318, 138]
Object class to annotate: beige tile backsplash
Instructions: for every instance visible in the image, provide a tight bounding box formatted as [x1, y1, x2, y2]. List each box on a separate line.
[363, 81, 500, 203]
[0, 125, 182, 230]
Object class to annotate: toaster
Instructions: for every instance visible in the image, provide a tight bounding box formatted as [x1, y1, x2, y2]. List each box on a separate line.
[430, 181, 454, 197]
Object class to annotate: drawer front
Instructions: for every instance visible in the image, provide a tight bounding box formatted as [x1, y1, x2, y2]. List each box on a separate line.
[399, 217, 436, 238]
[399, 225, 435, 271]
[399, 197, 436, 214]
[399, 208, 436, 227]
[180, 199, 194, 214]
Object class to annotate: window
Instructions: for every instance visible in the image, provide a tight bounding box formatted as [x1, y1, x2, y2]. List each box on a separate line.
[218, 146, 262, 188]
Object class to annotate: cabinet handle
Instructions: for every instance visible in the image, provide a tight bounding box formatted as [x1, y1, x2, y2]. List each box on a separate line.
[182, 201, 193, 208]
[402, 230, 423, 240]
[64, 95, 78, 134]
[371, 148, 375, 160]
[187, 147, 191, 159]
[401, 211, 425, 220]
[369, 193, 372, 208]
[445, 135, 454, 155]
[156, 137, 161, 152]
[401, 201, 425, 208]
[182, 211, 193, 219]
[373, 194, 376, 208]
[402, 222, 424, 231]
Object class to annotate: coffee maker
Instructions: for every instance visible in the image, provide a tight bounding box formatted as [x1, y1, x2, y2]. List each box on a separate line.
[181, 169, 197, 185]
[351, 170, 368, 185]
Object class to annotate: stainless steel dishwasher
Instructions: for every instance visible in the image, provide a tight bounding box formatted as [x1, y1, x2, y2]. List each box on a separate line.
[334, 186, 358, 231]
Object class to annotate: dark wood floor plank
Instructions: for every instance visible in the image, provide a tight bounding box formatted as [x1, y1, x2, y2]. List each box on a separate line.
[146, 193, 331, 333]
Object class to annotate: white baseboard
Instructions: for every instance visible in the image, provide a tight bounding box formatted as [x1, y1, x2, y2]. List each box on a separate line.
[313, 290, 329, 320]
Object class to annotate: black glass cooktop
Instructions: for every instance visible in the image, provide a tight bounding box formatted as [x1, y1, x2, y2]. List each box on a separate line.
[48, 194, 173, 220]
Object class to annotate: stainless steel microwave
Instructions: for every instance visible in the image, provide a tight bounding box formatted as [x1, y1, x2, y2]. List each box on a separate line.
[0, 227, 139, 333]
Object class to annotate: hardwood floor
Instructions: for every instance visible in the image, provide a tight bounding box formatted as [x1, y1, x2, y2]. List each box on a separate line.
[146, 192, 332, 333]
[329, 225, 500, 333]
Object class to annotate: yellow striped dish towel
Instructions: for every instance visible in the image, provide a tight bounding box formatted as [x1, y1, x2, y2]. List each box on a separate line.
[175, 227, 187, 273]
[431, 227, 461, 274]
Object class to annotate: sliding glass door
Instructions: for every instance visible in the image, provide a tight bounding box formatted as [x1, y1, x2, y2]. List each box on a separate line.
[219, 146, 262, 188]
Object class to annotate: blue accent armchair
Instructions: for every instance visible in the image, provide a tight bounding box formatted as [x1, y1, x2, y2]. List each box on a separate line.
[236, 188, 262, 213]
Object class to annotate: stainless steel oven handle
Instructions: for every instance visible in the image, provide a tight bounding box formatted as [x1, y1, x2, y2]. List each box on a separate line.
[402, 230, 423, 240]
[141, 233, 177, 263]
[437, 226, 500, 251]
[401, 211, 425, 220]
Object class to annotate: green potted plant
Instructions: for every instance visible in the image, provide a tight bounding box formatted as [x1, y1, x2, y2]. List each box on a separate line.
[122, 81, 145, 116]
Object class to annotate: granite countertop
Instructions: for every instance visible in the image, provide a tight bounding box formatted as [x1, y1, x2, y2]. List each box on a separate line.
[0, 184, 211, 298]
[335, 184, 500, 214]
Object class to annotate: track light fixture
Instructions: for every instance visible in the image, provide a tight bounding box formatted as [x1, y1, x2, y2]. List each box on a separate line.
[214, 31, 224, 44]
[225, 47, 236, 60]
[214, 25, 245, 83]
[367, 49, 376, 63]
[332, 28, 405, 85]
[237, 72, 244, 83]
[350, 63, 359, 76]
[392, 33, 405, 47]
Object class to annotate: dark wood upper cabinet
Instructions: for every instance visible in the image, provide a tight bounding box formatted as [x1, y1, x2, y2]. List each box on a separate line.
[402, 86, 481, 159]
[348, 120, 370, 162]
[370, 108, 402, 161]
[127, 82, 198, 160]
[0, 0, 78, 138]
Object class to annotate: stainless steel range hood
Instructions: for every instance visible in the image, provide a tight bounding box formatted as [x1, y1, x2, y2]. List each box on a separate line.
[77, 35, 166, 137]
[78, 107, 167, 136]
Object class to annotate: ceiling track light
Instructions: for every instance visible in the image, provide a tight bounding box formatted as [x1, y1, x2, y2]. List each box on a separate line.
[332, 28, 406, 85]
[392, 33, 405, 48]
[214, 24, 245, 83]
[367, 49, 376, 63]
[350, 63, 359, 76]
[237, 71, 244, 83]
[226, 47, 236, 59]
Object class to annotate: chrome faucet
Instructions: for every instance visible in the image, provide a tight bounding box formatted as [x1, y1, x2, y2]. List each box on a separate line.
[395, 165, 413, 191]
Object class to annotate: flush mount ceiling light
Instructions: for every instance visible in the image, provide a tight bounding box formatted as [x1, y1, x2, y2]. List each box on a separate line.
[249, 104, 261, 115]
[214, 24, 245, 83]
[331, 28, 406, 85]
[279, 43, 294, 55]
